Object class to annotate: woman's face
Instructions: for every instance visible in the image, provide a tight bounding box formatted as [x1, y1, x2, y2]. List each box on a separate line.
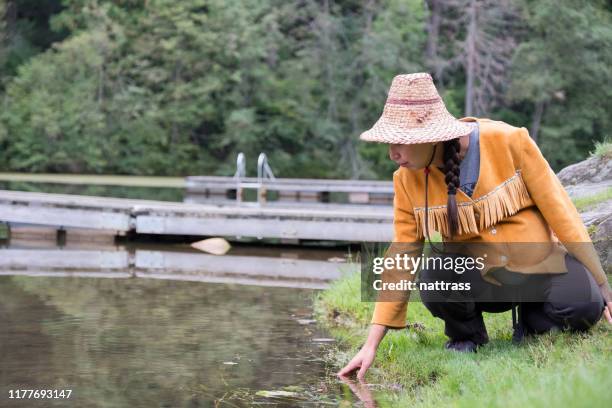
[388, 142, 437, 169]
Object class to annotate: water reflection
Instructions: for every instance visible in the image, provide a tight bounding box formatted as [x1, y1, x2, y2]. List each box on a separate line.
[0, 242, 357, 289]
[0, 242, 370, 407]
[337, 377, 379, 408]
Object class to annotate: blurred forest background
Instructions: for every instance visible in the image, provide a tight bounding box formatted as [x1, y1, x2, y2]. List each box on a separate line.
[0, 0, 610, 179]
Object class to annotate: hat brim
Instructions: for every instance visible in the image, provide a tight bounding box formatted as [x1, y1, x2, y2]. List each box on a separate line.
[360, 118, 475, 145]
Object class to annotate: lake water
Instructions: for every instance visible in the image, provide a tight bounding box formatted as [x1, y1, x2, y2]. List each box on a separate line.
[0, 242, 362, 407]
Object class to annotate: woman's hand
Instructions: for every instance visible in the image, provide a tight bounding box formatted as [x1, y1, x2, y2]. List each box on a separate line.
[337, 345, 377, 381]
[599, 282, 612, 324]
[337, 324, 388, 381]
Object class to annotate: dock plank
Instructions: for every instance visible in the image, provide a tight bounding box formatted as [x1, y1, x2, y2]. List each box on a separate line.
[0, 190, 393, 241]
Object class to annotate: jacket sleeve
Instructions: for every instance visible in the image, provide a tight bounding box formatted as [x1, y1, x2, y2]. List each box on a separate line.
[518, 127, 607, 286]
[370, 169, 425, 328]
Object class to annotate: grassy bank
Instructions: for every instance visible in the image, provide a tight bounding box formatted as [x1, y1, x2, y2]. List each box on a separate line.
[314, 270, 612, 407]
[573, 187, 612, 212]
[591, 139, 612, 159]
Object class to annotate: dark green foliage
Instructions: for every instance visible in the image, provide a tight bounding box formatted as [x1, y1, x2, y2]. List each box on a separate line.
[0, 0, 609, 178]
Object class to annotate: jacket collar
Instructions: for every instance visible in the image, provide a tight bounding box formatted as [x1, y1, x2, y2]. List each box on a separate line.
[408, 117, 532, 238]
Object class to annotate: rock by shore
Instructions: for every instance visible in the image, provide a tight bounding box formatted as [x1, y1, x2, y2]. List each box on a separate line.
[557, 153, 611, 273]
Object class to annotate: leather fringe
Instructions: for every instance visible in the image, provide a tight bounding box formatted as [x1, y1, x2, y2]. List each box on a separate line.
[413, 171, 532, 239]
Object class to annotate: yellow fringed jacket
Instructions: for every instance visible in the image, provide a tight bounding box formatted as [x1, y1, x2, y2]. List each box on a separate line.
[372, 116, 608, 328]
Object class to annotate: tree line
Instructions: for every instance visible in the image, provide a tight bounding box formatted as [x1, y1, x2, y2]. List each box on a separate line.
[0, 0, 610, 179]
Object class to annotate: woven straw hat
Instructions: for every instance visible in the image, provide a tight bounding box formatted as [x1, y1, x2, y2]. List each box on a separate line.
[360, 72, 475, 144]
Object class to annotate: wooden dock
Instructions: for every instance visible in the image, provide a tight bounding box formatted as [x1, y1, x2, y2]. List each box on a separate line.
[186, 175, 394, 204]
[0, 172, 395, 204]
[0, 189, 393, 242]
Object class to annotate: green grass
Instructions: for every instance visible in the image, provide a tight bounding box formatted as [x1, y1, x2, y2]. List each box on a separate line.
[590, 139, 612, 159]
[0, 223, 8, 239]
[314, 270, 612, 407]
[572, 187, 612, 212]
[0, 172, 185, 188]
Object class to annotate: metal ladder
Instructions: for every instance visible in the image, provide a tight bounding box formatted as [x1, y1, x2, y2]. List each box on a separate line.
[233, 152, 275, 205]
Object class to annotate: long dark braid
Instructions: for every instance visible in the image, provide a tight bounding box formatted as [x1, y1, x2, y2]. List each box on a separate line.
[442, 138, 462, 240]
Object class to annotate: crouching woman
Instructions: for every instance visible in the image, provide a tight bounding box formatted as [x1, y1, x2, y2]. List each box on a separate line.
[339, 73, 610, 381]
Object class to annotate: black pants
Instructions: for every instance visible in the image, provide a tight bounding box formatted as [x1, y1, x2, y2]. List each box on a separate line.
[418, 253, 605, 345]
